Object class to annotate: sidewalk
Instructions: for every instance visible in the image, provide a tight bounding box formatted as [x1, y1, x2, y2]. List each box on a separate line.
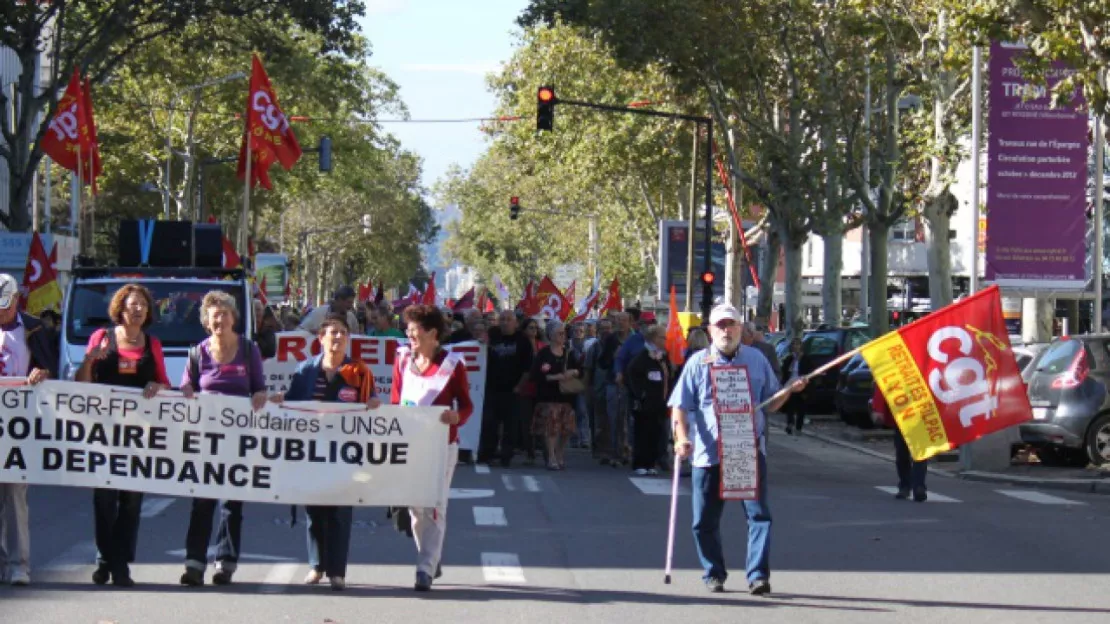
[770, 413, 1110, 495]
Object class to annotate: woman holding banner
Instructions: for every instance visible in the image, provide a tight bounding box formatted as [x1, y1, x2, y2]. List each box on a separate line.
[178, 291, 267, 587]
[76, 284, 170, 587]
[391, 304, 473, 592]
[272, 313, 381, 591]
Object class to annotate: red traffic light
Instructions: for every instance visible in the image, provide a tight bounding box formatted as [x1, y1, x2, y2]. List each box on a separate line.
[511, 196, 520, 205]
[538, 87, 555, 103]
[700, 271, 715, 285]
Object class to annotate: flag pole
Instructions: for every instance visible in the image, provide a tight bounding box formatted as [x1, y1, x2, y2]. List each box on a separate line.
[241, 130, 252, 263]
[77, 148, 84, 255]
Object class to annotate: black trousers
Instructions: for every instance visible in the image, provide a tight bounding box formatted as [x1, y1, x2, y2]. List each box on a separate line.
[632, 409, 665, 470]
[784, 396, 805, 432]
[185, 499, 243, 570]
[93, 488, 143, 572]
[478, 390, 518, 463]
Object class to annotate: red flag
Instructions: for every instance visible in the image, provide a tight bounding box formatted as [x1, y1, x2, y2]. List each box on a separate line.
[484, 297, 495, 313]
[257, 275, 269, 306]
[358, 282, 372, 303]
[572, 287, 600, 323]
[476, 289, 488, 313]
[237, 54, 302, 188]
[221, 236, 241, 269]
[284, 280, 291, 301]
[516, 280, 537, 315]
[21, 233, 62, 315]
[861, 285, 1032, 461]
[81, 76, 103, 194]
[564, 281, 576, 309]
[536, 276, 573, 320]
[665, 286, 688, 365]
[452, 287, 475, 311]
[600, 277, 622, 314]
[48, 243, 58, 274]
[40, 67, 91, 175]
[421, 273, 437, 305]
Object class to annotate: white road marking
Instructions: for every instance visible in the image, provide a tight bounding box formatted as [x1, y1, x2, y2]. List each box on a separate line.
[522, 476, 541, 492]
[475, 464, 491, 474]
[630, 477, 689, 496]
[259, 563, 300, 594]
[501, 475, 516, 492]
[140, 497, 176, 518]
[875, 486, 961, 503]
[996, 489, 1087, 505]
[473, 506, 508, 527]
[164, 548, 297, 562]
[481, 552, 526, 584]
[449, 488, 496, 499]
[43, 541, 98, 572]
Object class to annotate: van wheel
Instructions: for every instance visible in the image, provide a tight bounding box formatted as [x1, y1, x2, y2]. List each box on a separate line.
[1038, 446, 1088, 468]
[1085, 415, 1110, 466]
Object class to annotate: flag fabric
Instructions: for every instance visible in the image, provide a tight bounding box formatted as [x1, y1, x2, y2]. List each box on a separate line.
[358, 282, 372, 303]
[860, 285, 1032, 461]
[421, 273, 437, 306]
[40, 67, 92, 175]
[452, 287, 475, 311]
[48, 243, 58, 274]
[21, 233, 62, 315]
[493, 275, 510, 304]
[236, 54, 303, 189]
[536, 276, 573, 320]
[665, 286, 688, 366]
[81, 76, 103, 194]
[392, 283, 420, 310]
[374, 282, 384, 305]
[257, 276, 269, 306]
[564, 281, 576, 310]
[221, 236, 241, 269]
[517, 280, 539, 316]
[575, 285, 599, 315]
[600, 277, 622, 315]
[483, 297, 495, 313]
[284, 281, 291, 301]
[476, 289, 488, 313]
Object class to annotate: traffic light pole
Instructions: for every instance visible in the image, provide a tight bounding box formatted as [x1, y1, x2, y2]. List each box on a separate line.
[550, 97, 715, 323]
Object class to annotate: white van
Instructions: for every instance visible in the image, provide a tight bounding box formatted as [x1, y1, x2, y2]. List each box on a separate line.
[60, 268, 254, 386]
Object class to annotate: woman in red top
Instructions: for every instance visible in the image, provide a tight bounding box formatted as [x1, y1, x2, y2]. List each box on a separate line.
[76, 284, 170, 587]
[391, 304, 473, 592]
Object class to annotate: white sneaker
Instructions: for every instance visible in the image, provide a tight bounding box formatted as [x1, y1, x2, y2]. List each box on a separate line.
[647, 468, 659, 476]
[304, 569, 323, 585]
[330, 576, 346, 591]
[634, 468, 649, 476]
[10, 570, 30, 586]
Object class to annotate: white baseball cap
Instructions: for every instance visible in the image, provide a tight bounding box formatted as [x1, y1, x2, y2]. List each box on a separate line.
[708, 303, 741, 326]
[0, 274, 18, 309]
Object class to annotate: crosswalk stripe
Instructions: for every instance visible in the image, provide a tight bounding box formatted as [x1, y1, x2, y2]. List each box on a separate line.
[995, 489, 1087, 505]
[43, 540, 98, 572]
[501, 475, 515, 492]
[522, 476, 541, 493]
[140, 497, 176, 518]
[874, 486, 961, 503]
[260, 563, 300, 594]
[481, 552, 526, 584]
[630, 477, 689, 496]
[473, 506, 508, 527]
[475, 464, 491, 474]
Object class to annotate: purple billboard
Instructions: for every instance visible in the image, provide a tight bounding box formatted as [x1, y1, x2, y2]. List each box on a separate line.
[986, 41, 1087, 288]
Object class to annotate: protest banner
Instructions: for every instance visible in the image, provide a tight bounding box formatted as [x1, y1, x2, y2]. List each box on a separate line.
[0, 380, 448, 507]
[263, 332, 486, 453]
[709, 365, 759, 500]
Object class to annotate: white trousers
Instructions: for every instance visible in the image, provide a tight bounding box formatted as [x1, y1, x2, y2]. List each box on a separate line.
[410, 443, 457, 576]
[0, 483, 30, 576]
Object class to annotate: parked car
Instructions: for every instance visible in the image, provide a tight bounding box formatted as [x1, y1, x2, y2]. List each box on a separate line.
[778, 327, 872, 414]
[1022, 336, 1110, 466]
[834, 353, 877, 428]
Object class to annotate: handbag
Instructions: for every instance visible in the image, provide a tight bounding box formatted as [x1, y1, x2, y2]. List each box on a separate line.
[558, 351, 586, 394]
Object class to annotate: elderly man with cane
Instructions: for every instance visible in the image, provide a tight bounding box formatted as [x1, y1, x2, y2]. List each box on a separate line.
[664, 303, 806, 595]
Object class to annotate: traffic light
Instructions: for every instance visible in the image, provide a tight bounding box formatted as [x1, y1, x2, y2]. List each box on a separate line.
[536, 86, 556, 131]
[510, 196, 521, 220]
[700, 270, 715, 313]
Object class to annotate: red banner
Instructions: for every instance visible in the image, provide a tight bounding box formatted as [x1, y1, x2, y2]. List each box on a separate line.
[861, 285, 1032, 460]
[600, 277, 622, 314]
[40, 67, 91, 175]
[237, 54, 302, 189]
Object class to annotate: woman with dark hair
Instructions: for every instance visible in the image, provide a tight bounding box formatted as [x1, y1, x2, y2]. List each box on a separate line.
[76, 283, 170, 587]
[529, 320, 580, 470]
[391, 304, 473, 592]
[272, 314, 380, 591]
[516, 317, 543, 463]
[178, 290, 267, 587]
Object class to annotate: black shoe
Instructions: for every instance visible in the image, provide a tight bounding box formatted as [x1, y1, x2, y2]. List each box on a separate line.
[895, 487, 911, 500]
[212, 568, 234, 585]
[749, 579, 771, 595]
[92, 564, 110, 585]
[500, 458, 511, 468]
[435, 564, 442, 580]
[704, 577, 725, 593]
[112, 572, 135, 588]
[415, 571, 433, 592]
[179, 568, 204, 587]
[913, 487, 928, 502]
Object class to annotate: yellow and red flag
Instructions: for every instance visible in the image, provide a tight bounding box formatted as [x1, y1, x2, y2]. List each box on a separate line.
[21, 233, 62, 315]
[665, 285, 687, 366]
[236, 54, 302, 189]
[861, 285, 1032, 461]
[40, 67, 92, 175]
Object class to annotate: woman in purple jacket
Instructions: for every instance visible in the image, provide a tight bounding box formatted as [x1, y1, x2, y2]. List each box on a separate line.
[177, 291, 267, 587]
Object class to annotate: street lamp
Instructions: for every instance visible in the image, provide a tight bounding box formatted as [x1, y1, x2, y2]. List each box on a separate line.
[164, 71, 248, 220]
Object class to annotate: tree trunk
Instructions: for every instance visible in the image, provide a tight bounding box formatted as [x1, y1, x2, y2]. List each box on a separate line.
[724, 218, 743, 307]
[822, 229, 843, 326]
[870, 224, 890, 336]
[757, 228, 780, 322]
[924, 188, 957, 309]
[781, 224, 804, 339]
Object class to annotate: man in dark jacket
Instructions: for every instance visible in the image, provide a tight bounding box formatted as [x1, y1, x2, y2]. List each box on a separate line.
[742, 322, 780, 381]
[479, 311, 534, 466]
[871, 386, 928, 502]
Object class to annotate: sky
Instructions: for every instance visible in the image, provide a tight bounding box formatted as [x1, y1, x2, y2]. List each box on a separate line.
[358, 0, 530, 198]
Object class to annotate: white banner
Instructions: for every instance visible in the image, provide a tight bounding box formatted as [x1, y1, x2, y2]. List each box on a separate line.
[709, 365, 760, 500]
[262, 332, 487, 452]
[0, 380, 448, 507]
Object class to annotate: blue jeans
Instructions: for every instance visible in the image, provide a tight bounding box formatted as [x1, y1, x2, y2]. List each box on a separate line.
[306, 506, 353, 578]
[185, 499, 242, 571]
[894, 432, 928, 490]
[572, 394, 590, 446]
[691, 453, 771, 584]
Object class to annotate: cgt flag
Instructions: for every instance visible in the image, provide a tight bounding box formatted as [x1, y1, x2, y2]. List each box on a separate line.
[40, 67, 92, 176]
[237, 54, 302, 190]
[860, 285, 1032, 461]
[21, 233, 63, 315]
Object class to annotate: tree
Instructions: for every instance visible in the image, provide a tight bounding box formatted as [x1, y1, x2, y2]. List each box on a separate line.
[0, 0, 364, 231]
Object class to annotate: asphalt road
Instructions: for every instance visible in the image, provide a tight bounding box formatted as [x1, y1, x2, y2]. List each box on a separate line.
[3, 431, 1110, 624]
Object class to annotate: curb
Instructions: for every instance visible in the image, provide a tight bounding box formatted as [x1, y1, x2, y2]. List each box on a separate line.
[770, 414, 1110, 495]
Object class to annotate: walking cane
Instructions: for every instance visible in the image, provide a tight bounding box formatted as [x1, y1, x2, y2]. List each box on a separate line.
[663, 447, 681, 584]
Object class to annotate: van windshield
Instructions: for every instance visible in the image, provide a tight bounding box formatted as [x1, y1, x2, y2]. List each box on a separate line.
[65, 282, 246, 348]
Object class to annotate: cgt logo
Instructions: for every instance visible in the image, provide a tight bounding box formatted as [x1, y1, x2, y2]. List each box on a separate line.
[252, 90, 291, 134]
[925, 325, 1006, 428]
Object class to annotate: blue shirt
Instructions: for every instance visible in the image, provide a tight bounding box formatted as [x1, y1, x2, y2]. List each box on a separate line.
[615, 331, 646, 376]
[667, 345, 781, 468]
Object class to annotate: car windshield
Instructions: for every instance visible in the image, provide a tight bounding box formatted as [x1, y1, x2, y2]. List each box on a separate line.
[806, 334, 838, 356]
[1034, 340, 1081, 375]
[66, 281, 246, 348]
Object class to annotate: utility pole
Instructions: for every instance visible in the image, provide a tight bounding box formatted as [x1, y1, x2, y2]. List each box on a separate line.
[685, 128, 699, 312]
[860, 55, 871, 322]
